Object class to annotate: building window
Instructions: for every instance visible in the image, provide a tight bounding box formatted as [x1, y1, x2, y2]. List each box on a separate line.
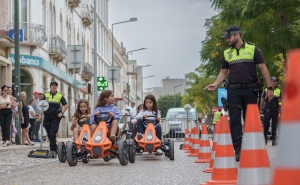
[12, 0, 28, 22]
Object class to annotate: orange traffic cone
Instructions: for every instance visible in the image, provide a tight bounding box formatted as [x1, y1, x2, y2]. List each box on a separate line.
[189, 127, 200, 157]
[195, 124, 211, 163]
[186, 127, 195, 153]
[203, 120, 220, 173]
[181, 128, 190, 150]
[272, 50, 300, 185]
[237, 104, 271, 185]
[201, 116, 237, 185]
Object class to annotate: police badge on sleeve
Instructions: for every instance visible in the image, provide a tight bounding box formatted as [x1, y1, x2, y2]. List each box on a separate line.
[228, 52, 233, 59]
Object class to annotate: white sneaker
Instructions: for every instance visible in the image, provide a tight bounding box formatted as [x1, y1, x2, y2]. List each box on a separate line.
[3, 143, 7, 147]
[155, 148, 163, 155]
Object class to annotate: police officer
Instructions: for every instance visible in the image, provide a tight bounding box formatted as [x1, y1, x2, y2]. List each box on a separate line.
[43, 81, 68, 157]
[204, 26, 273, 161]
[260, 76, 281, 146]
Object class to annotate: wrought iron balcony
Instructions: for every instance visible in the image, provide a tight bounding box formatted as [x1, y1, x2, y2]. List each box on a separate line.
[81, 62, 94, 81]
[68, 0, 81, 8]
[81, 4, 93, 27]
[8, 22, 47, 46]
[49, 35, 67, 60]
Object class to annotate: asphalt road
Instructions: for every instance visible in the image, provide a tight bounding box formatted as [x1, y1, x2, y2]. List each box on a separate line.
[0, 141, 278, 185]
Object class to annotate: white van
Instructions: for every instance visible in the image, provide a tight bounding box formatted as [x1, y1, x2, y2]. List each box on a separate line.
[164, 108, 200, 138]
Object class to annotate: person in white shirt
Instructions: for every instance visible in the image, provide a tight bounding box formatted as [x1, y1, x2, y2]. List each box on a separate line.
[70, 99, 79, 118]
[28, 98, 40, 142]
[124, 101, 136, 124]
[135, 94, 162, 154]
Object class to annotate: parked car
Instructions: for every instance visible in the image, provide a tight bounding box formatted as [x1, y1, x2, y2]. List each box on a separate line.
[164, 108, 200, 138]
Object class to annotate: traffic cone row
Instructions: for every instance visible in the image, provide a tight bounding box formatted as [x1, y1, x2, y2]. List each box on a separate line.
[186, 127, 194, 153]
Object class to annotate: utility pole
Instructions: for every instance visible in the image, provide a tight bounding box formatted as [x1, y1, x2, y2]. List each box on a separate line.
[14, 0, 21, 144]
[93, 0, 98, 105]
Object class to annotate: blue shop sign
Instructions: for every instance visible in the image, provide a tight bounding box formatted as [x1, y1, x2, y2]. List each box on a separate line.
[217, 88, 227, 107]
[8, 29, 24, 41]
[9, 54, 78, 86]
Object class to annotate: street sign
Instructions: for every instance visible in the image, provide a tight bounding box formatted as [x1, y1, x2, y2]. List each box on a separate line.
[8, 29, 24, 41]
[97, 76, 108, 91]
[217, 88, 227, 107]
[107, 66, 120, 83]
[66, 45, 84, 69]
[38, 100, 49, 111]
[183, 104, 192, 111]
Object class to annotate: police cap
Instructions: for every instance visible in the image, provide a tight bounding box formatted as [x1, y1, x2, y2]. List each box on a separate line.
[221, 26, 242, 39]
[50, 81, 58, 86]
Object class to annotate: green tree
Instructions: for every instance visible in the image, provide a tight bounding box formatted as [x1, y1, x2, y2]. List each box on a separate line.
[182, 65, 218, 117]
[157, 94, 182, 118]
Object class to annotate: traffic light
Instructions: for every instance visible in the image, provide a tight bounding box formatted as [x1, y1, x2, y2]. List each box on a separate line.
[97, 76, 108, 91]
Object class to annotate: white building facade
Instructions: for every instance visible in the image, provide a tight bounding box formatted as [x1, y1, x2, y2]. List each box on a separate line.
[7, 0, 109, 137]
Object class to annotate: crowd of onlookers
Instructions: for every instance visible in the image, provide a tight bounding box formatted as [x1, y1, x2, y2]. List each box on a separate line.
[0, 85, 45, 147]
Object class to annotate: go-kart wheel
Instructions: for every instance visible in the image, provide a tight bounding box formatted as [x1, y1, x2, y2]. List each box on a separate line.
[169, 139, 174, 160]
[117, 139, 129, 166]
[57, 141, 66, 163]
[66, 141, 78, 166]
[128, 145, 135, 163]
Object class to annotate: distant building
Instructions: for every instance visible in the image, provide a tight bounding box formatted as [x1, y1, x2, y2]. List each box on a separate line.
[145, 78, 187, 98]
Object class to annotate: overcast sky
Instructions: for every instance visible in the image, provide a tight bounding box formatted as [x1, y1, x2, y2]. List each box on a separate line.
[108, 0, 218, 89]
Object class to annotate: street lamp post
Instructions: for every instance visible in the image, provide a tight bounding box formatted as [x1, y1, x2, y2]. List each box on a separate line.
[111, 17, 137, 93]
[135, 65, 152, 104]
[126, 48, 147, 106]
[142, 75, 155, 101]
[174, 84, 183, 107]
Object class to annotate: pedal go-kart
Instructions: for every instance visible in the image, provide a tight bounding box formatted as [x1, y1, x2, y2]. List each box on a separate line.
[134, 115, 174, 160]
[57, 112, 132, 166]
[57, 116, 92, 164]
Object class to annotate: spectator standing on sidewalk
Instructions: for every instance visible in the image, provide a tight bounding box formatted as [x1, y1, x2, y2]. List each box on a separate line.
[7, 87, 18, 144]
[0, 85, 14, 147]
[32, 91, 42, 142]
[28, 98, 40, 142]
[20, 92, 34, 146]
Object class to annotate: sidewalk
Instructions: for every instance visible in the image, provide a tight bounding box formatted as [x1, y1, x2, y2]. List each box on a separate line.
[0, 137, 72, 152]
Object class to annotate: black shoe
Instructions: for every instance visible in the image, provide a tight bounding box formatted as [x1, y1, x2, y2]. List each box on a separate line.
[272, 140, 277, 146]
[235, 154, 240, 161]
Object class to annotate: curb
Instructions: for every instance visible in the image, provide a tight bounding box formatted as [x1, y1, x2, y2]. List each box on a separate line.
[0, 145, 47, 153]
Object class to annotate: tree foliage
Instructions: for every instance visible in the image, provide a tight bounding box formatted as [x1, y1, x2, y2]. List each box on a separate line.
[157, 94, 182, 118]
[201, 0, 300, 80]
[181, 65, 218, 118]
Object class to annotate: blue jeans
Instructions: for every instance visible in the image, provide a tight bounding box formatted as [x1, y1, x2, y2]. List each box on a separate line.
[136, 119, 162, 140]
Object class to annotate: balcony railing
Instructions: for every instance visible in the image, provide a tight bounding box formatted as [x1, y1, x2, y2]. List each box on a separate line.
[8, 22, 47, 46]
[81, 4, 93, 27]
[49, 35, 67, 60]
[68, 0, 81, 8]
[81, 62, 94, 81]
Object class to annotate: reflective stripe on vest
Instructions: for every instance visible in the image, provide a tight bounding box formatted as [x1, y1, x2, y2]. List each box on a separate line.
[45, 92, 63, 104]
[264, 88, 281, 98]
[224, 43, 255, 65]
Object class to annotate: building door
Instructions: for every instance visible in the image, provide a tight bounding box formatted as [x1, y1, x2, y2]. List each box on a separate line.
[12, 68, 32, 103]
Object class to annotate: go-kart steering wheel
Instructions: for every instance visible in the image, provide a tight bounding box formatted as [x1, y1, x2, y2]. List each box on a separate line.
[94, 112, 111, 123]
[142, 115, 159, 125]
[77, 116, 90, 127]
